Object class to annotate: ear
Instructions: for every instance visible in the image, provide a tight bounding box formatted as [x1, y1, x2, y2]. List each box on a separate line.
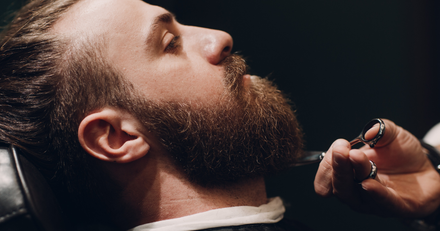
[78, 107, 150, 163]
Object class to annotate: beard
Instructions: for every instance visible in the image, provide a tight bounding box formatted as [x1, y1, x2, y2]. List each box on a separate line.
[132, 54, 303, 186]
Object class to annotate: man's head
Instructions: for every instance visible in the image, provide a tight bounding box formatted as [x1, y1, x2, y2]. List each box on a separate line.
[0, 0, 303, 224]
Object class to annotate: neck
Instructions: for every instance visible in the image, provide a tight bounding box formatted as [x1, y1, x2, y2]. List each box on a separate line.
[152, 173, 267, 222]
[107, 153, 268, 230]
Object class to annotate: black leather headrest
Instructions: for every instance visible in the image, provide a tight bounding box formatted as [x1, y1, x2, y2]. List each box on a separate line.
[0, 144, 67, 231]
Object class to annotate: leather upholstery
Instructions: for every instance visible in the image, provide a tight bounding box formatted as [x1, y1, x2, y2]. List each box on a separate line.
[0, 144, 67, 231]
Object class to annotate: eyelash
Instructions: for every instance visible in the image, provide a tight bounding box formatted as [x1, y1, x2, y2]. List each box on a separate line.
[165, 35, 181, 54]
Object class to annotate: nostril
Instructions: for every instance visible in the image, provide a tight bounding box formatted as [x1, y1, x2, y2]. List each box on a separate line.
[223, 46, 231, 54]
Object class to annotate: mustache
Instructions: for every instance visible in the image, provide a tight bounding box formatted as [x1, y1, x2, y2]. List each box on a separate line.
[220, 53, 248, 96]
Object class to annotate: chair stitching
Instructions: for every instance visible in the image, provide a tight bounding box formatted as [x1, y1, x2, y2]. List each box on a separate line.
[0, 207, 27, 223]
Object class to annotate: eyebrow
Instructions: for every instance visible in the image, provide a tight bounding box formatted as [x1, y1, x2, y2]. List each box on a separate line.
[146, 12, 176, 45]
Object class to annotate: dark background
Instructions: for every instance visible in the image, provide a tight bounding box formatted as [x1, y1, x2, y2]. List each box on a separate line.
[1, 0, 440, 230]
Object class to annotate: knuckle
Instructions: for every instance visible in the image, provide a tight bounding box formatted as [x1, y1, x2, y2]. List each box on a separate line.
[314, 182, 332, 197]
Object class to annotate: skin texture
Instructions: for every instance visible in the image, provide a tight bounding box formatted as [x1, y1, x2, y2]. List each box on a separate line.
[315, 119, 440, 218]
[54, 0, 278, 228]
[53, 0, 233, 104]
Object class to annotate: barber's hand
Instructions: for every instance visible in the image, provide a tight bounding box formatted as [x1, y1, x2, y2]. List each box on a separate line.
[314, 119, 440, 217]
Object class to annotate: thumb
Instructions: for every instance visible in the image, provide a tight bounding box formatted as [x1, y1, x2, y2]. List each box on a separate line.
[363, 118, 398, 149]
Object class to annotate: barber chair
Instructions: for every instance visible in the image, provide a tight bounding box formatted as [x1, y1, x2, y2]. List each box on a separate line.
[0, 143, 67, 231]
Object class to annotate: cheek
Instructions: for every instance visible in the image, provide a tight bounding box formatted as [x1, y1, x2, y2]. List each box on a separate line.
[150, 60, 226, 103]
[112, 45, 226, 103]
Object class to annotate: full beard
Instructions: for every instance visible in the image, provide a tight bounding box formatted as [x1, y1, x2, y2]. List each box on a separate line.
[133, 54, 303, 186]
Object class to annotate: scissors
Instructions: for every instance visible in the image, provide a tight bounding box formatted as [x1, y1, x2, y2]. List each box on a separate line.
[292, 118, 385, 167]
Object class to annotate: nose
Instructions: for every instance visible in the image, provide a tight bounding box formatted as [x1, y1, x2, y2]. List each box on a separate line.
[185, 26, 233, 65]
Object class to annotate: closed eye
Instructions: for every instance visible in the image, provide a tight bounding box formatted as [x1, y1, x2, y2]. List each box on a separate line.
[165, 35, 181, 54]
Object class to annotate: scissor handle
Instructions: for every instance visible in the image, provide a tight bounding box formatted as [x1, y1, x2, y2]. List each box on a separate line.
[295, 118, 386, 167]
[359, 118, 385, 148]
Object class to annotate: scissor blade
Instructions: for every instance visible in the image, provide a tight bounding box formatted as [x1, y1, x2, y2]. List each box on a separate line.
[290, 150, 325, 167]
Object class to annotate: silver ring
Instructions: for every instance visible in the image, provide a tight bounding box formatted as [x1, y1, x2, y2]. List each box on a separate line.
[367, 160, 377, 179]
[355, 160, 377, 183]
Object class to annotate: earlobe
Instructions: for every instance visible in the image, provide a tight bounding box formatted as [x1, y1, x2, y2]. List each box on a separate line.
[78, 108, 150, 163]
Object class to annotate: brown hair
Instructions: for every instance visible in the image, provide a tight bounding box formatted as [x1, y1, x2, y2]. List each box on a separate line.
[0, 0, 135, 224]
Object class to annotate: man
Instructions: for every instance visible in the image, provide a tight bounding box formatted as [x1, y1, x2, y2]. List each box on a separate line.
[0, 0, 306, 230]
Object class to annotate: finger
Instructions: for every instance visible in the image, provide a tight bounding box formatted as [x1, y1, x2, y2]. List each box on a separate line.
[314, 139, 348, 197]
[368, 119, 398, 148]
[314, 145, 335, 197]
[361, 119, 427, 172]
[331, 140, 359, 203]
[349, 149, 373, 182]
[363, 123, 380, 141]
[362, 164, 440, 217]
[359, 118, 397, 152]
[360, 178, 400, 216]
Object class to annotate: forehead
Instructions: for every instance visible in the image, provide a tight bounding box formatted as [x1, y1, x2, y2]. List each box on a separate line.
[53, 0, 165, 37]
